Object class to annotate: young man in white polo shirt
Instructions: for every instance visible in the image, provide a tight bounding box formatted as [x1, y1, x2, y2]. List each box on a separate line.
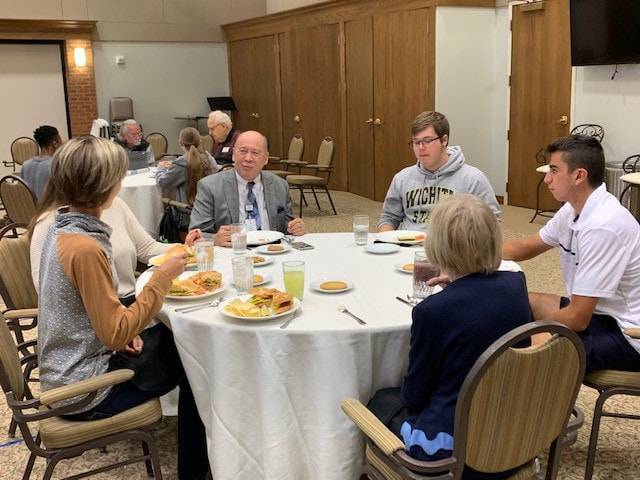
[503, 134, 640, 371]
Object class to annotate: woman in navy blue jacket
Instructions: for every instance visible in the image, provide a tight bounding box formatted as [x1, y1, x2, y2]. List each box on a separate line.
[369, 194, 532, 479]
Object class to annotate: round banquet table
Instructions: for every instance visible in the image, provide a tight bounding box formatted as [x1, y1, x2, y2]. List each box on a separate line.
[136, 233, 520, 480]
[118, 169, 163, 237]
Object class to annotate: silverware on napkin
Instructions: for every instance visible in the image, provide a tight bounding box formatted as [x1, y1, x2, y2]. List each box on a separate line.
[337, 305, 367, 325]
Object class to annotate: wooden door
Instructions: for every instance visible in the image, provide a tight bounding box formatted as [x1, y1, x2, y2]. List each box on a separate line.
[280, 24, 344, 190]
[508, 0, 571, 209]
[372, 7, 435, 201]
[228, 35, 283, 157]
[345, 17, 374, 199]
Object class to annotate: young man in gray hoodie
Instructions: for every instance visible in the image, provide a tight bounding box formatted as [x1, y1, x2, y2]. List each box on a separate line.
[378, 111, 500, 232]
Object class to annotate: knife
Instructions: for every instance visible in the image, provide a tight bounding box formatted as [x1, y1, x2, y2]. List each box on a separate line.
[395, 296, 415, 307]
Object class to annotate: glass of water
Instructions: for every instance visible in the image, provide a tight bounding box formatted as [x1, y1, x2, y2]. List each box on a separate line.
[413, 251, 440, 299]
[353, 215, 369, 246]
[194, 240, 214, 271]
[232, 255, 253, 293]
[231, 223, 247, 254]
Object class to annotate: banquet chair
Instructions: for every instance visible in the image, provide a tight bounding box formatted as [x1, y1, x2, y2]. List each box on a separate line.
[570, 123, 605, 142]
[0, 175, 38, 226]
[287, 137, 337, 217]
[109, 96, 134, 135]
[0, 222, 39, 381]
[341, 321, 586, 480]
[146, 132, 168, 161]
[269, 134, 305, 178]
[0, 315, 164, 480]
[4, 137, 39, 172]
[619, 154, 640, 221]
[582, 327, 640, 479]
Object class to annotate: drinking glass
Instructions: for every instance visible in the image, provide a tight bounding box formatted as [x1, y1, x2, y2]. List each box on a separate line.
[353, 215, 369, 246]
[231, 223, 247, 254]
[413, 251, 440, 299]
[232, 256, 253, 293]
[282, 260, 305, 300]
[194, 240, 214, 271]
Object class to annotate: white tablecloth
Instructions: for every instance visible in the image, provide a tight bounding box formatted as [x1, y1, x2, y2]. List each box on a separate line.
[137, 233, 519, 480]
[119, 170, 163, 237]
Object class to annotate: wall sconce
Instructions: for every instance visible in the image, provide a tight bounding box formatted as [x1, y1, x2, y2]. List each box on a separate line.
[74, 47, 87, 67]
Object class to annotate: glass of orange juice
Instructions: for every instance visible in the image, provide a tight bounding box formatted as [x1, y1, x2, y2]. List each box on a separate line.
[282, 260, 305, 300]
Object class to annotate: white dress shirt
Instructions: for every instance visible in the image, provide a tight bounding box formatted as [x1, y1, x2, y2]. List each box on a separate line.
[235, 171, 270, 231]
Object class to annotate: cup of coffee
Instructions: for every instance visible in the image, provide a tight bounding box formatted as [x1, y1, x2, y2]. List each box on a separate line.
[412, 251, 440, 299]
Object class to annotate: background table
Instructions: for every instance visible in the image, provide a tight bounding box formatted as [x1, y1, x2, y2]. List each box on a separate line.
[139, 233, 519, 480]
[119, 170, 163, 237]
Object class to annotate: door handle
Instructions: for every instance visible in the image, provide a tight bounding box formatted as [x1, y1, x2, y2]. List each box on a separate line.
[557, 115, 568, 126]
[364, 118, 373, 125]
[293, 115, 301, 123]
[373, 118, 382, 126]
[249, 112, 259, 119]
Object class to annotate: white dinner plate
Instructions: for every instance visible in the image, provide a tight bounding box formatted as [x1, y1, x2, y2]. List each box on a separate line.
[250, 255, 274, 267]
[310, 278, 354, 293]
[376, 230, 426, 245]
[148, 253, 197, 267]
[246, 230, 284, 246]
[394, 262, 414, 274]
[254, 243, 291, 255]
[252, 273, 272, 286]
[166, 271, 225, 301]
[366, 243, 400, 254]
[219, 295, 301, 322]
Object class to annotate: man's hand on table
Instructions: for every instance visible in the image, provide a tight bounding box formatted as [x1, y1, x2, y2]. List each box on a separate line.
[215, 225, 233, 247]
[287, 218, 305, 236]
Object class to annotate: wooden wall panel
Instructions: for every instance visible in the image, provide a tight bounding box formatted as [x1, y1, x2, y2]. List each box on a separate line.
[279, 23, 345, 190]
[228, 35, 283, 157]
[372, 7, 435, 201]
[345, 16, 374, 199]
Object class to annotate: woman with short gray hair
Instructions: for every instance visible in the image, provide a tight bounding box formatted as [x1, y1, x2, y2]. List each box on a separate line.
[368, 194, 532, 479]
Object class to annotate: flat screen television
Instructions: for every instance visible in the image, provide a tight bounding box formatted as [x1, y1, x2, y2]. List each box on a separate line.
[570, 0, 640, 66]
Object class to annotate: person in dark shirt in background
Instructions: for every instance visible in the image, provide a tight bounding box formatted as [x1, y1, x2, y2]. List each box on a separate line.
[369, 194, 532, 479]
[20, 125, 61, 201]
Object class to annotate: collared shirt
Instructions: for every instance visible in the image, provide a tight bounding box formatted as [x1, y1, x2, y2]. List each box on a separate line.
[539, 184, 640, 352]
[235, 171, 270, 231]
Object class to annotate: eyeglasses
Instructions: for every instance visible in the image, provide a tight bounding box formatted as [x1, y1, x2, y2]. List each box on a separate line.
[410, 136, 442, 148]
[234, 147, 265, 158]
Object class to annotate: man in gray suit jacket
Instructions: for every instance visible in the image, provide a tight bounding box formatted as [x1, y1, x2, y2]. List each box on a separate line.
[189, 130, 305, 246]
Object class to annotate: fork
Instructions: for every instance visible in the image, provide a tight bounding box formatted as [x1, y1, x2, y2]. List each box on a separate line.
[175, 296, 225, 314]
[337, 305, 367, 325]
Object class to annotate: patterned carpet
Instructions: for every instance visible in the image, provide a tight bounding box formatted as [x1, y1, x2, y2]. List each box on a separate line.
[0, 191, 638, 479]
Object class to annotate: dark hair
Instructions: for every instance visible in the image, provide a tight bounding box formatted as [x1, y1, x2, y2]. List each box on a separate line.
[411, 111, 450, 139]
[33, 125, 59, 149]
[545, 134, 605, 188]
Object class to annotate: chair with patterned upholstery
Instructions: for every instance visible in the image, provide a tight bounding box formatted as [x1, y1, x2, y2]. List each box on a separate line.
[145, 132, 168, 161]
[341, 321, 586, 480]
[0, 175, 38, 227]
[4, 137, 39, 172]
[269, 134, 305, 178]
[0, 314, 164, 480]
[286, 137, 337, 217]
[582, 327, 640, 479]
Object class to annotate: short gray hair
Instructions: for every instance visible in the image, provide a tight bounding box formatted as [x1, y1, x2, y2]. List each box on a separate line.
[425, 194, 501, 277]
[118, 119, 139, 139]
[208, 110, 232, 129]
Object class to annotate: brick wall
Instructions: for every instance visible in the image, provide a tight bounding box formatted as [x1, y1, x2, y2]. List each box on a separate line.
[64, 39, 97, 137]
